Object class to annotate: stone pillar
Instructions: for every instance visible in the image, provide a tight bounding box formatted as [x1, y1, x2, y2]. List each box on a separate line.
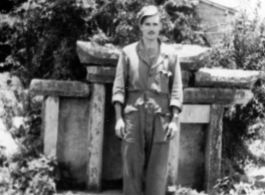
[43, 96, 59, 157]
[205, 104, 224, 195]
[87, 84, 106, 192]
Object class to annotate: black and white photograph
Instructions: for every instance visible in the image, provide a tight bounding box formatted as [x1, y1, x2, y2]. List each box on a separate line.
[0, 0, 265, 195]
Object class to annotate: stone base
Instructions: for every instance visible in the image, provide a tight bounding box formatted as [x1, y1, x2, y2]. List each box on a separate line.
[56, 190, 122, 195]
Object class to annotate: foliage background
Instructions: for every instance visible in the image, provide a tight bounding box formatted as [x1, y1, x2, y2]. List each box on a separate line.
[0, 0, 205, 87]
[205, 2, 265, 187]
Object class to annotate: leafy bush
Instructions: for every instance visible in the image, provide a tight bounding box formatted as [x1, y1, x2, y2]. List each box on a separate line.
[214, 177, 265, 195]
[205, 3, 265, 179]
[0, 157, 57, 195]
[206, 11, 265, 70]
[8, 156, 57, 195]
[0, 90, 59, 195]
[2, 0, 90, 86]
[0, 96, 58, 195]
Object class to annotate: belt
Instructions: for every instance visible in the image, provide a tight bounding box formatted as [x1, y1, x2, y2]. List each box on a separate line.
[126, 90, 170, 108]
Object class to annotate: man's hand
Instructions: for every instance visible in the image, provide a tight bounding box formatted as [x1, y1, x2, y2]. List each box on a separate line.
[165, 106, 180, 141]
[114, 102, 124, 138]
[165, 120, 179, 141]
[115, 118, 125, 138]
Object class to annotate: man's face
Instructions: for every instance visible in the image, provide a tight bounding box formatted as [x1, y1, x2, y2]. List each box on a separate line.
[140, 14, 161, 41]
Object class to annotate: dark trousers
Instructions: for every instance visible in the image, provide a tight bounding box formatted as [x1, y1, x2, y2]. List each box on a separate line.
[122, 104, 170, 195]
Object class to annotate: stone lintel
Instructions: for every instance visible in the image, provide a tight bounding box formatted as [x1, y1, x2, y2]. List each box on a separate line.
[86, 66, 190, 87]
[76, 41, 211, 71]
[173, 44, 211, 71]
[184, 88, 253, 105]
[76, 41, 120, 66]
[195, 68, 260, 89]
[205, 104, 224, 195]
[29, 79, 90, 97]
[87, 84, 106, 192]
[58, 191, 122, 195]
[86, 66, 116, 84]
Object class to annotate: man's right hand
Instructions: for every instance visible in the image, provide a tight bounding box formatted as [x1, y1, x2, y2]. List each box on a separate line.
[115, 118, 125, 138]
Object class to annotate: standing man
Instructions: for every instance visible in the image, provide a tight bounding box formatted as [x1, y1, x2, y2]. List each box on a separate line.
[112, 5, 183, 195]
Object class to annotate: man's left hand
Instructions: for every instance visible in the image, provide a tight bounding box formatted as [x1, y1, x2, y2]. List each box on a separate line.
[165, 121, 179, 141]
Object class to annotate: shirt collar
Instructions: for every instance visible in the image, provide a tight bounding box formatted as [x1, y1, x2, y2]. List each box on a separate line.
[137, 38, 167, 56]
[136, 38, 168, 66]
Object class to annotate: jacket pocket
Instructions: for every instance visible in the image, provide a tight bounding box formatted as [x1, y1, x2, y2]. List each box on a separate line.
[123, 105, 139, 143]
[154, 112, 171, 143]
[155, 69, 172, 93]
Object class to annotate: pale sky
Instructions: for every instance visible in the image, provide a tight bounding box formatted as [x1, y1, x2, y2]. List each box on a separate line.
[209, 0, 265, 19]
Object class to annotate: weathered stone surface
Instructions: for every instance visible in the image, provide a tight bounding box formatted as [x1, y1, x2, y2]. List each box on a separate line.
[76, 41, 120, 66]
[57, 97, 90, 186]
[184, 88, 253, 105]
[195, 68, 260, 89]
[86, 67, 116, 84]
[180, 105, 210, 124]
[205, 104, 224, 195]
[177, 124, 206, 190]
[168, 121, 180, 187]
[55, 190, 122, 195]
[87, 84, 106, 192]
[86, 66, 190, 86]
[173, 44, 211, 70]
[30, 79, 90, 97]
[43, 96, 59, 157]
[76, 41, 211, 71]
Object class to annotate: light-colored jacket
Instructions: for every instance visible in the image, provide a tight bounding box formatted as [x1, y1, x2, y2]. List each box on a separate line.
[112, 39, 183, 114]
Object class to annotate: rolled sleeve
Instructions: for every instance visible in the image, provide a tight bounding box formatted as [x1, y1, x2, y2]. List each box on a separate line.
[170, 53, 183, 112]
[112, 50, 128, 105]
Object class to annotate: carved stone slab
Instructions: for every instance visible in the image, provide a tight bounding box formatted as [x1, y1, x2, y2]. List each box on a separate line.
[76, 41, 120, 66]
[29, 79, 90, 97]
[57, 97, 90, 186]
[76, 41, 211, 71]
[177, 124, 206, 190]
[86, 67, 116, 84]
[195, 68, 260, 89]
[184, 88, 253, 105]
[173, 44, 211, 71]
[56, 190, 122, 195]
[86, 66, 190, 87]
[180, 105, 211, 123]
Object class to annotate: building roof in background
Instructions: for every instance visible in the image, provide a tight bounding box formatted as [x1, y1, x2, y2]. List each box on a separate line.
[200, 0, 238, 13]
